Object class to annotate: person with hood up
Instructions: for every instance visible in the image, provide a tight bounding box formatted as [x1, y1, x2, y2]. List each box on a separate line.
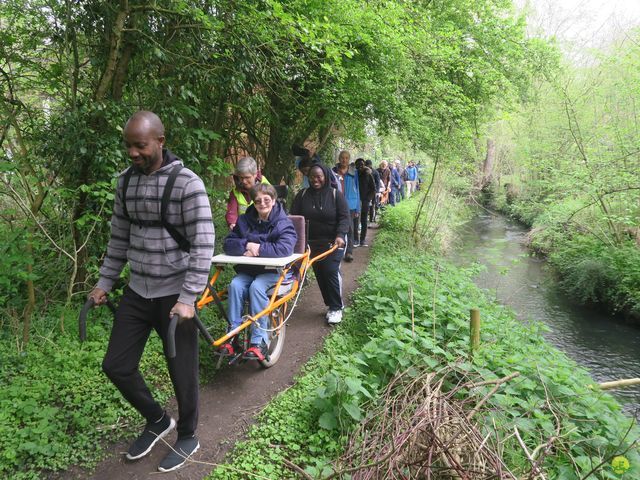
[291, 163, 349, 325]
[365, 159, 381, 222]
[221, 184, 297, 360]
[293, 144, 339, 189]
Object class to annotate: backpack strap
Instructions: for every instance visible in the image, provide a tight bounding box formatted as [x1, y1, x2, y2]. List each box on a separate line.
[120, 166, 134, 221]
[161, 165, 191, 253]
[120, 164, 190, 253]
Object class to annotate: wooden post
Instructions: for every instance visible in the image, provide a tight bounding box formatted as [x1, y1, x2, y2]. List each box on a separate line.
[470, 309, 480, 355]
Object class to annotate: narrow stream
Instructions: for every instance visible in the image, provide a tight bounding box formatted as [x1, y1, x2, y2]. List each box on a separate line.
[457, 212, 640, 418]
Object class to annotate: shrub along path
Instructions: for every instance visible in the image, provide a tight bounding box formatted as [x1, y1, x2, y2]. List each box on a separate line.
[82, 233, 376, 480]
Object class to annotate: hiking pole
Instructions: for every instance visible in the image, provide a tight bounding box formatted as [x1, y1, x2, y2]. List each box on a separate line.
[79, 297, 117, 341]
[166, 311, 214, 359]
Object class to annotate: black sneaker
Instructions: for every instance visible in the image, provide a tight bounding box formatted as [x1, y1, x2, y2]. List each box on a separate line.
[158, 435, 200, 472]
[344, 253, 354, 262]
[126, 413, 176, 460]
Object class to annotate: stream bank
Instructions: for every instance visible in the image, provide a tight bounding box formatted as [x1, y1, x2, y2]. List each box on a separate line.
[457, 212, 640, 418]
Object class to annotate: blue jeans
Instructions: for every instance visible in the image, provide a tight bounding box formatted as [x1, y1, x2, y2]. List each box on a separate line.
[390, 188, 398, 206]
[227, 271, 281, 346]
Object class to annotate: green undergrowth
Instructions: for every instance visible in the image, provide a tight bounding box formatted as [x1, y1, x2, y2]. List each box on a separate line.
[0, 308, 170, 479]
[209, 197, 639, 480]
[0, 216, 233, 479]
[493, 188, 640, 320]
[0, 304, 226, 479]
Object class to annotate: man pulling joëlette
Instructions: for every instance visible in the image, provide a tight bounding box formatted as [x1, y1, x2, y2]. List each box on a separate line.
[89, 111, 214, 473]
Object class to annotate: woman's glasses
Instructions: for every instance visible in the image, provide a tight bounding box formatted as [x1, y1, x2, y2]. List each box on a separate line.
[253, 196, 273, 205]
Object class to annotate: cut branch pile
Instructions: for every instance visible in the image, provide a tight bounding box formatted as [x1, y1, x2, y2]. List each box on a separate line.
[336, 367, 518, 480]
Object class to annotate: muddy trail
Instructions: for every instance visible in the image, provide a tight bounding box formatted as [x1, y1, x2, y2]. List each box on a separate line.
[72, 231, 376, 480]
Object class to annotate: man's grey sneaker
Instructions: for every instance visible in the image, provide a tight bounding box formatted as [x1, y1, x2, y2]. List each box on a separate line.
[353, 241, 360, 248]
[158, 436, 200, 472]
[126, 413, 176, 460]
[359, 243, 369, 247]
[327, 309, 343, 325]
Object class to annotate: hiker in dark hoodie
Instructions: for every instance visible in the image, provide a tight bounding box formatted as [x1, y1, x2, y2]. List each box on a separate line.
[293, 144, 340, 190]
[291, 163, 349, 325]
[365, 159, 381, 223]
[221, 184, 297, 360]
[355, 158, 376, 247]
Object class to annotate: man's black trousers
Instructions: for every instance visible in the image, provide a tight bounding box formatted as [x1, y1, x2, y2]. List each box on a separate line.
[359, 200, 369, 244]
[102, 286, 199, 438]
[346, 211, 356, 255]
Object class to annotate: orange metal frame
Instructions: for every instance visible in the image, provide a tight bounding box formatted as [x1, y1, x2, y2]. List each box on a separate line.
[195, 244, 339, 348]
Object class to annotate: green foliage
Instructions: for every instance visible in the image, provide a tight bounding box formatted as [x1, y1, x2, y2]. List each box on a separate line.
[0, 308, 173, 479]
[210, 200, 638, 479]
[0, 225, 34, 315]
[549, 236, 640, 317]
[485, 28, 640, 319]
[0, 0, 546, 336]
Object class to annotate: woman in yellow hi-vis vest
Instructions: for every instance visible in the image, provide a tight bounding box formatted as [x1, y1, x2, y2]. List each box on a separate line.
[225, 156, 270, 229]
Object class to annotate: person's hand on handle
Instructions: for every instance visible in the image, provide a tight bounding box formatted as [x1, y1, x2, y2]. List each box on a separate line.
[170, 301, 195, 322]
[88, 287, 108, 306]
[334, 237, 346, 248]
[244, 242, 260, 257]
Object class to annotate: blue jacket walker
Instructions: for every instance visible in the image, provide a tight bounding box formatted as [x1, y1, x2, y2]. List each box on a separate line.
[333, 165, 361, 213]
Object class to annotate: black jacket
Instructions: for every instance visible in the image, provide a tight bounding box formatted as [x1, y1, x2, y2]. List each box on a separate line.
[357, 167, 376, 203]
[370, 167, 381, 193]
[291, 164, 350, 247]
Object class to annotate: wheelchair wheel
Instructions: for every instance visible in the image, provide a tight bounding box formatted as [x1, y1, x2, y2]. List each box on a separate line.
[259, 302, 287, 368]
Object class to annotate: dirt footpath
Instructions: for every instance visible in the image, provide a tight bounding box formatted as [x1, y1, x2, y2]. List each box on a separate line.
[84, 234, 375, 480]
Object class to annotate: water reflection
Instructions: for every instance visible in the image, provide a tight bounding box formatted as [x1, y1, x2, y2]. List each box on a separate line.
[457, 212, 640, 417]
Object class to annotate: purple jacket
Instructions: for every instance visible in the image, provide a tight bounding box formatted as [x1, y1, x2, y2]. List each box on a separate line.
[223, 202, 297, 275]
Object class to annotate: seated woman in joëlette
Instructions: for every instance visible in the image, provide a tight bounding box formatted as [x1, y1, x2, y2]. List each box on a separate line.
[221, 184, 297, 360]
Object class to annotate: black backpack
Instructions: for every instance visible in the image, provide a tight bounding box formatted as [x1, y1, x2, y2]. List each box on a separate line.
[120, 165, 191, 252]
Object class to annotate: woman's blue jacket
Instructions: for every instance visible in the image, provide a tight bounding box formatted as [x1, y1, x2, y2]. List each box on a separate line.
[223, 202, 297, 275]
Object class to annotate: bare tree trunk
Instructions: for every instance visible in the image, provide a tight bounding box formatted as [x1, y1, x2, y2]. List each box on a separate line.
[22, 234, 35, 346]
[482, 138, 496, 188]
[94, 0, 130, 101]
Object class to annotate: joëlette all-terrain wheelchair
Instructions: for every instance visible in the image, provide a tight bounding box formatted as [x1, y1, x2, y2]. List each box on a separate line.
[79, 214, 337, 368]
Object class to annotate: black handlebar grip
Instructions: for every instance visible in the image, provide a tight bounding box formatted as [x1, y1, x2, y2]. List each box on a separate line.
[106, 299, 117, 315]
[167, 314, 179, 359]
[79, 298, 95, 342]
[192, 312, 214, 344]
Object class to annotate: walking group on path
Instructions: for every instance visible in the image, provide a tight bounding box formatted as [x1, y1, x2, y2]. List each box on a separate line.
[87, 110, 420, 475]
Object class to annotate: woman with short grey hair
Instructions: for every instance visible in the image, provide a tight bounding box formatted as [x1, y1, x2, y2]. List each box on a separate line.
[235, 156, 258, 176]
[225, 156, 270, 229]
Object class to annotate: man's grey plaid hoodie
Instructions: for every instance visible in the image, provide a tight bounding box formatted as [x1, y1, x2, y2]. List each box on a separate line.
[97, 150, 215, 304]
